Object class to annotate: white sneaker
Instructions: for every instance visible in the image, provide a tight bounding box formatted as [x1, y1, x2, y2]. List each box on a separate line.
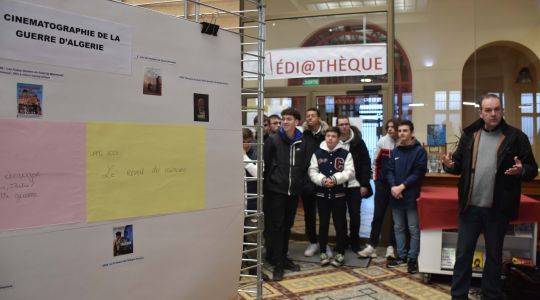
[326, 245, 334, 258]
[358, 244, 377, 258]
[304, 243, 319, 257]
[385, 246, 395, 259]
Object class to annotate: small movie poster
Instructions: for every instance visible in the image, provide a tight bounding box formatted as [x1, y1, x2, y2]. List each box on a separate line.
[193, 93, 209, 122]
[113, 225, 134, 257]
[427, 124, 446, 146]
[143, 67, 162, 96]
[17, 83, 43, 118]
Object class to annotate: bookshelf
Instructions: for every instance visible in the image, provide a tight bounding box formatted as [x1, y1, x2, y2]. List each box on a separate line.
[419, 223, 537, 283]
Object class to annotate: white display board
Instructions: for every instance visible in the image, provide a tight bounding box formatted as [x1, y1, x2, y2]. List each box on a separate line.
[0, 0, 243, 299]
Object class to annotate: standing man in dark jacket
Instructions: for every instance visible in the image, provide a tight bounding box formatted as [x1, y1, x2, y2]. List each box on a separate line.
[442, 94, 538, 300]
[263, 107, 307, 281]
[337, 115, 373, 254]
[386, 119, 427, 274]
[302, 108, 330, 257]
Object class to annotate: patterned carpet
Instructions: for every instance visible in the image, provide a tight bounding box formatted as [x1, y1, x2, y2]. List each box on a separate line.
[238, 244, 458, 300]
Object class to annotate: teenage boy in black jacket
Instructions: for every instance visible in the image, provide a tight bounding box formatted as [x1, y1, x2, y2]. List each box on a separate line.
[263, 107, 308, 281]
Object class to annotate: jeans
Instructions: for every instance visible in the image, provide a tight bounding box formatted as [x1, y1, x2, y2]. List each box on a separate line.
[392, 206, 420, 259]
[451, 206, 508, 300]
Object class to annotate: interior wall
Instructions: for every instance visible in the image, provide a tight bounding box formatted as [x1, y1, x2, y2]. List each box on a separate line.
[0, 0, 243, 299]
[263, 0, 540, 146]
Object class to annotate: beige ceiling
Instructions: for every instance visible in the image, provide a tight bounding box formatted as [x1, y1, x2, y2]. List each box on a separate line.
[121, 0, 426, 29]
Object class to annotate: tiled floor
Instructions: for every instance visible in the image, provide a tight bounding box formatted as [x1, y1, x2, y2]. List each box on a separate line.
[244, 185, 489, 299]
[238, 243, 464, 300]
[291, 185, 376, 240]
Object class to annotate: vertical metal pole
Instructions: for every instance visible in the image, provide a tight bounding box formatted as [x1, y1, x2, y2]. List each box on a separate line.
[255, 1, 265, 298]
[385, 0, 395, 120]
[362, 14, 366, 44]
[183, 0, 188, 20]
[194, 0, 200, 23]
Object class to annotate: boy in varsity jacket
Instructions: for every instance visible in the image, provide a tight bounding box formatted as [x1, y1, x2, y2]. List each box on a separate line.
[308, 127, 355, 267]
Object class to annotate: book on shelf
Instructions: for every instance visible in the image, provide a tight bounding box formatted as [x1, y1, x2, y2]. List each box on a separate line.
[512, 256, 534, 266]
[441, 247, 456, 270]
[472, 250, 484, 271]
[513, 223, 533, 237]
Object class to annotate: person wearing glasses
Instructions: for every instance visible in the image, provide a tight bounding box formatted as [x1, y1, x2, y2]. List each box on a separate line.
[336, 115, 373, 255]
[268, 114, 282, 135]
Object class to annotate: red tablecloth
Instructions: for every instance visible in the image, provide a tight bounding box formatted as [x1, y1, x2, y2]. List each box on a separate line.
[417, 187, 540, 230]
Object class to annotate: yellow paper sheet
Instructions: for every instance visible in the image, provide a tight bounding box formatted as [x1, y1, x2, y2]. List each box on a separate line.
[86, 122, 205, 222]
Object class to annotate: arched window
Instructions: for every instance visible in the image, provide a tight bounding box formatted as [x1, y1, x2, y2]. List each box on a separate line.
[289, 21, 413, 118]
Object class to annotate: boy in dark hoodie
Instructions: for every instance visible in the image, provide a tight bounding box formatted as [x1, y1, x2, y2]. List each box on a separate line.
[385, 119, 427, 274]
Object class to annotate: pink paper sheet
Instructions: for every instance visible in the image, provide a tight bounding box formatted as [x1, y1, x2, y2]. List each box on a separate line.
[0, 119, 86, 229]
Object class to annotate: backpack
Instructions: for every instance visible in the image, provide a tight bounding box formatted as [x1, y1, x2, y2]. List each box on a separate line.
[503, 263, 540, 299]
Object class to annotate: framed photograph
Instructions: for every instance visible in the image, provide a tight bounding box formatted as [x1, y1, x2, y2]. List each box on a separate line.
[193, 93, 209, 122]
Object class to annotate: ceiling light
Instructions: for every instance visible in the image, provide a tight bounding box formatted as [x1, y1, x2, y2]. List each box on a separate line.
[463, 102, 479, 107]
[408, 103, 424, 107]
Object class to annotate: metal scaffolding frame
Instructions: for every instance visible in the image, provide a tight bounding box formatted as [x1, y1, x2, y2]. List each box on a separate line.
[237, 1, 265, 299]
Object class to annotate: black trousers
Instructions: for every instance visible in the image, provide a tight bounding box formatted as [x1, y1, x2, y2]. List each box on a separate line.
[302, 192, 318, 244]
[451, 206, 509, 300]
[263, 190, 298, 267]
[345, 187, 362, 252]
[317, 195, 347, 254]
[369, 181, 396, 247]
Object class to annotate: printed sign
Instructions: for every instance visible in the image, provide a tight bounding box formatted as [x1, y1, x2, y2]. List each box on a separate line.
[0, 0, 133, 74]
[244, 44, 387, 80]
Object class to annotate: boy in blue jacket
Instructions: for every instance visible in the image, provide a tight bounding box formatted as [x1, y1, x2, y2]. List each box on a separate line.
[386, 120, 427, 273]
[308, 127, 355, 267]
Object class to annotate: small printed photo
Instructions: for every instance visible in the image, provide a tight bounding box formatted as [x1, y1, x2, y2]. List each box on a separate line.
[427, 124, 446, 146]
[143, 67, 162, 96]
[17, 83, 43, 118]
[193, 93, 209, 122]
[113, 225, 134, 257]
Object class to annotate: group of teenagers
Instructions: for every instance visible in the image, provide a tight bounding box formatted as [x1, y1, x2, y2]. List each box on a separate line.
[243, 94, 538, 300]
[244, 107, 428, 281]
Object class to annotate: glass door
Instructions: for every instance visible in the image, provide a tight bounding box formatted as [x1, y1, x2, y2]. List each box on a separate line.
[315, 93, 384, 159]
